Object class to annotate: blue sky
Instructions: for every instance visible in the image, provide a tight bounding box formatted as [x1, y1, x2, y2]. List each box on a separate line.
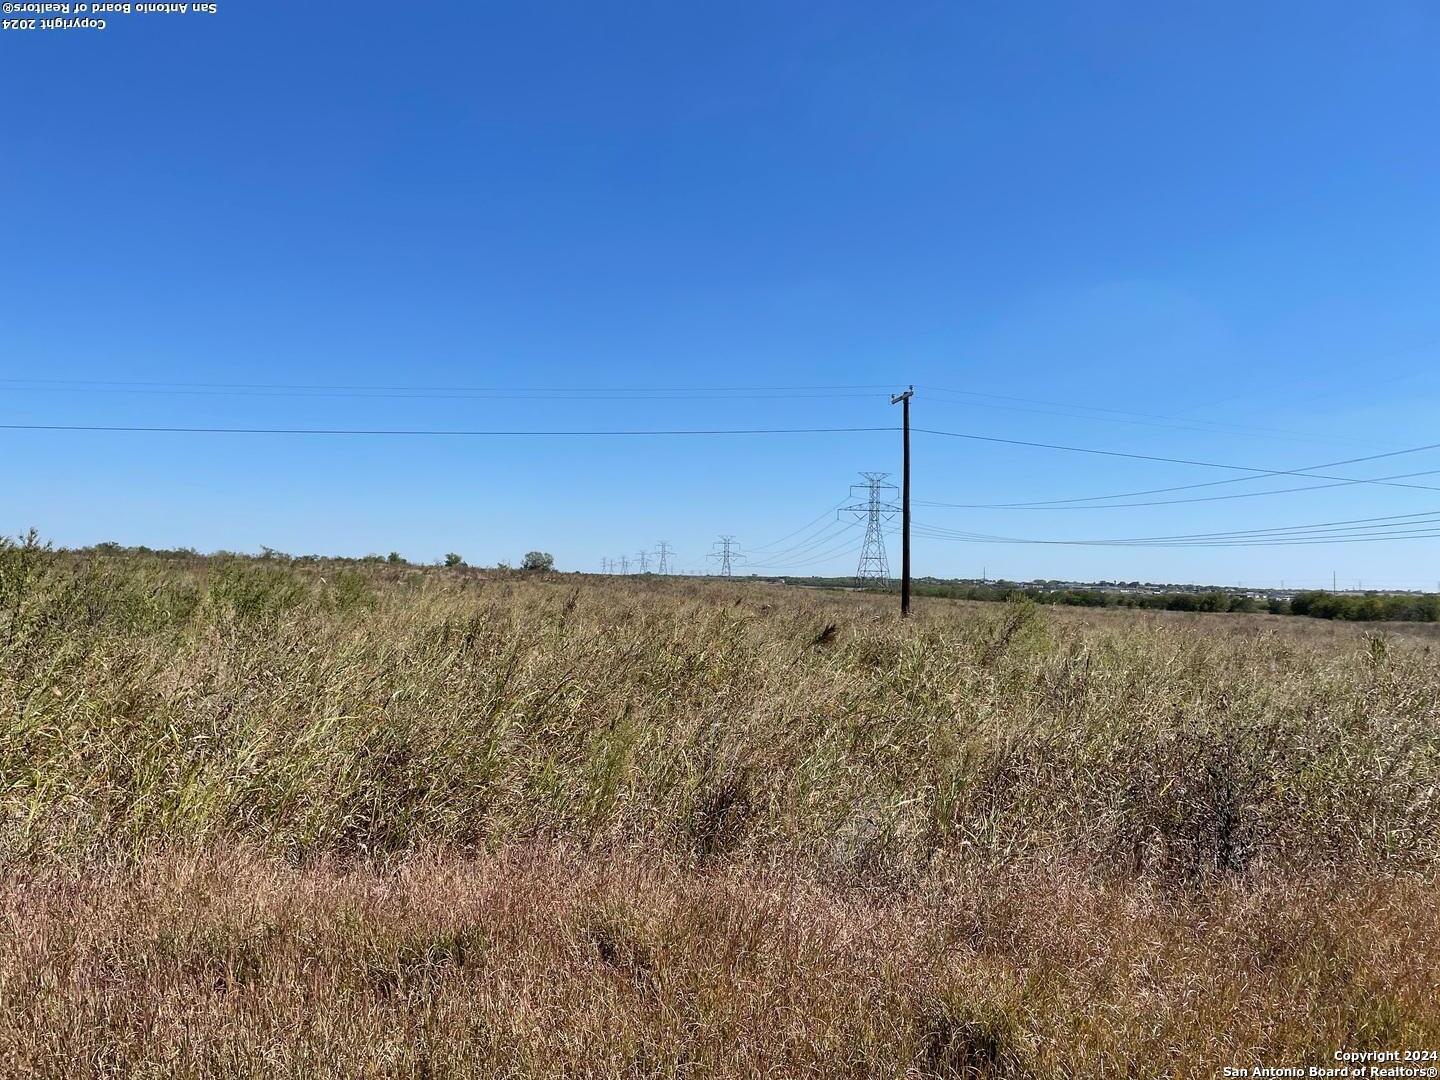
[4, 2, 1439, 587]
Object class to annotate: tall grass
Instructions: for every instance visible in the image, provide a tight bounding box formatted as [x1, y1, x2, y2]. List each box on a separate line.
[1, 538, 1437, 1074]
[3, 847, 1436, 1078]
[4, 540, 1436, 875]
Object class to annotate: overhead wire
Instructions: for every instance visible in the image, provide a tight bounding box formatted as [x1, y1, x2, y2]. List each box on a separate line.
[0, 423, 896, 438]
[910, 506, 1440, 548]
[747, 519, 855, 562]
[747, 524, 866, 569]
[0, 376, 894, 398]
[909, 523, 1440, 548]
[747, 502, 849, 553]
[917, 384, 1390, 450]
[913, 508, 1440, 539]
[746, 517, 860, 563]
[912, 428, 1440, 501]
[12, 379, 1440, 563]
[917, 465, 1440, 511]
[2, 385, 890, 403]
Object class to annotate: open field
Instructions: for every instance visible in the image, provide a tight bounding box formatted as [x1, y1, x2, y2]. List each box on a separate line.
[2, 541, 1438, 1077]
[992, 596, 1440, 645]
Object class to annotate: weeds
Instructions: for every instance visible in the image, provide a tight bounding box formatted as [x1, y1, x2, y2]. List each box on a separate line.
[0, 848, 1434, 1078]
[0, 547, 1436, 1074]
[3, 549, 1438, 872]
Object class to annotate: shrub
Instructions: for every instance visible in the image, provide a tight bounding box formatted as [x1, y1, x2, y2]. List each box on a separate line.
[205, 560, 309, 619]
[522, 551, 555, 572]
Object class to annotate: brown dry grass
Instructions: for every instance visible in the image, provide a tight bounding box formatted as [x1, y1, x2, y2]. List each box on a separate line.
[1, 543, 1437, 1076]
[4, 847, 1437, 1079]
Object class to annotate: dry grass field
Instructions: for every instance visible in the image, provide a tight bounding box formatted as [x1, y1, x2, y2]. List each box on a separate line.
[2, 538, 1437, 1077]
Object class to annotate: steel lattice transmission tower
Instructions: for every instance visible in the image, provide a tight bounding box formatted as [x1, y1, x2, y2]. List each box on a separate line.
[708, 535, 741, 577]
[635, 550, 650, 574]
[655, 541, 674, 575]
[841, 472, 898, 585]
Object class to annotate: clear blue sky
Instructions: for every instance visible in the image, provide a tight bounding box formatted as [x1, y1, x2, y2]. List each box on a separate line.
[4, 2, 1439, 587]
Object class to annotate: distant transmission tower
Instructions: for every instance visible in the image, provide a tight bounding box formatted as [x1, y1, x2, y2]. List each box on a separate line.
[600, 557, 611, 574]
[841, 472, 898, 585]
[635, 550, 650, 574]
[619, 555, 630, 575]
[655, 541, 673, 575]
[708, 535, 741, 577]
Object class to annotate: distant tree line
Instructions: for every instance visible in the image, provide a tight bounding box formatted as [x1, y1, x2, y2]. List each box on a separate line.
[82, 542, 558, 573]
[1288, 590, 1440, 622]
[909, 582, 1289, 615]
[912, 583, 1440, 622]
[777, 574, 1440, 623]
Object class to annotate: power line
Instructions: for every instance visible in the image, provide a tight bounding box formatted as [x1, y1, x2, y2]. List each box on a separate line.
[918, 434, 1440, 509]
[20, 382, 1440, 568]
[1135, 507, 1440, 540]
[748, 501, 849, 552]
[911, 506, 1440, 548]
[3, 384, 891, 403]
[21, 414, 1440, 501]
[746, 523, 865, 569]
[655, 541, 674, 575]
[735, 528, 860, 573]
[912, 428, 1440, 499]
[917, 384, 1391, 450]
[749, 516, 854, 561]
[912, 427, 1440, 478]
[917, 465, 1440, 512]
[0, 377, 894, 395]
[0, 423, 896, 438]
[911, 523, 1440, 548]
[917, 510, 1440, 543]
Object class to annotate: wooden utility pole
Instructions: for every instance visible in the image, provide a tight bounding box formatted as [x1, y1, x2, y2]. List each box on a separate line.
[890, 385, 914, 616]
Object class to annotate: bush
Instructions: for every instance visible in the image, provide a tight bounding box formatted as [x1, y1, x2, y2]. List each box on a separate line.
[332, 570, 376, 613]
[522, 551, 555, 572]
[205, 561, 309, 620]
